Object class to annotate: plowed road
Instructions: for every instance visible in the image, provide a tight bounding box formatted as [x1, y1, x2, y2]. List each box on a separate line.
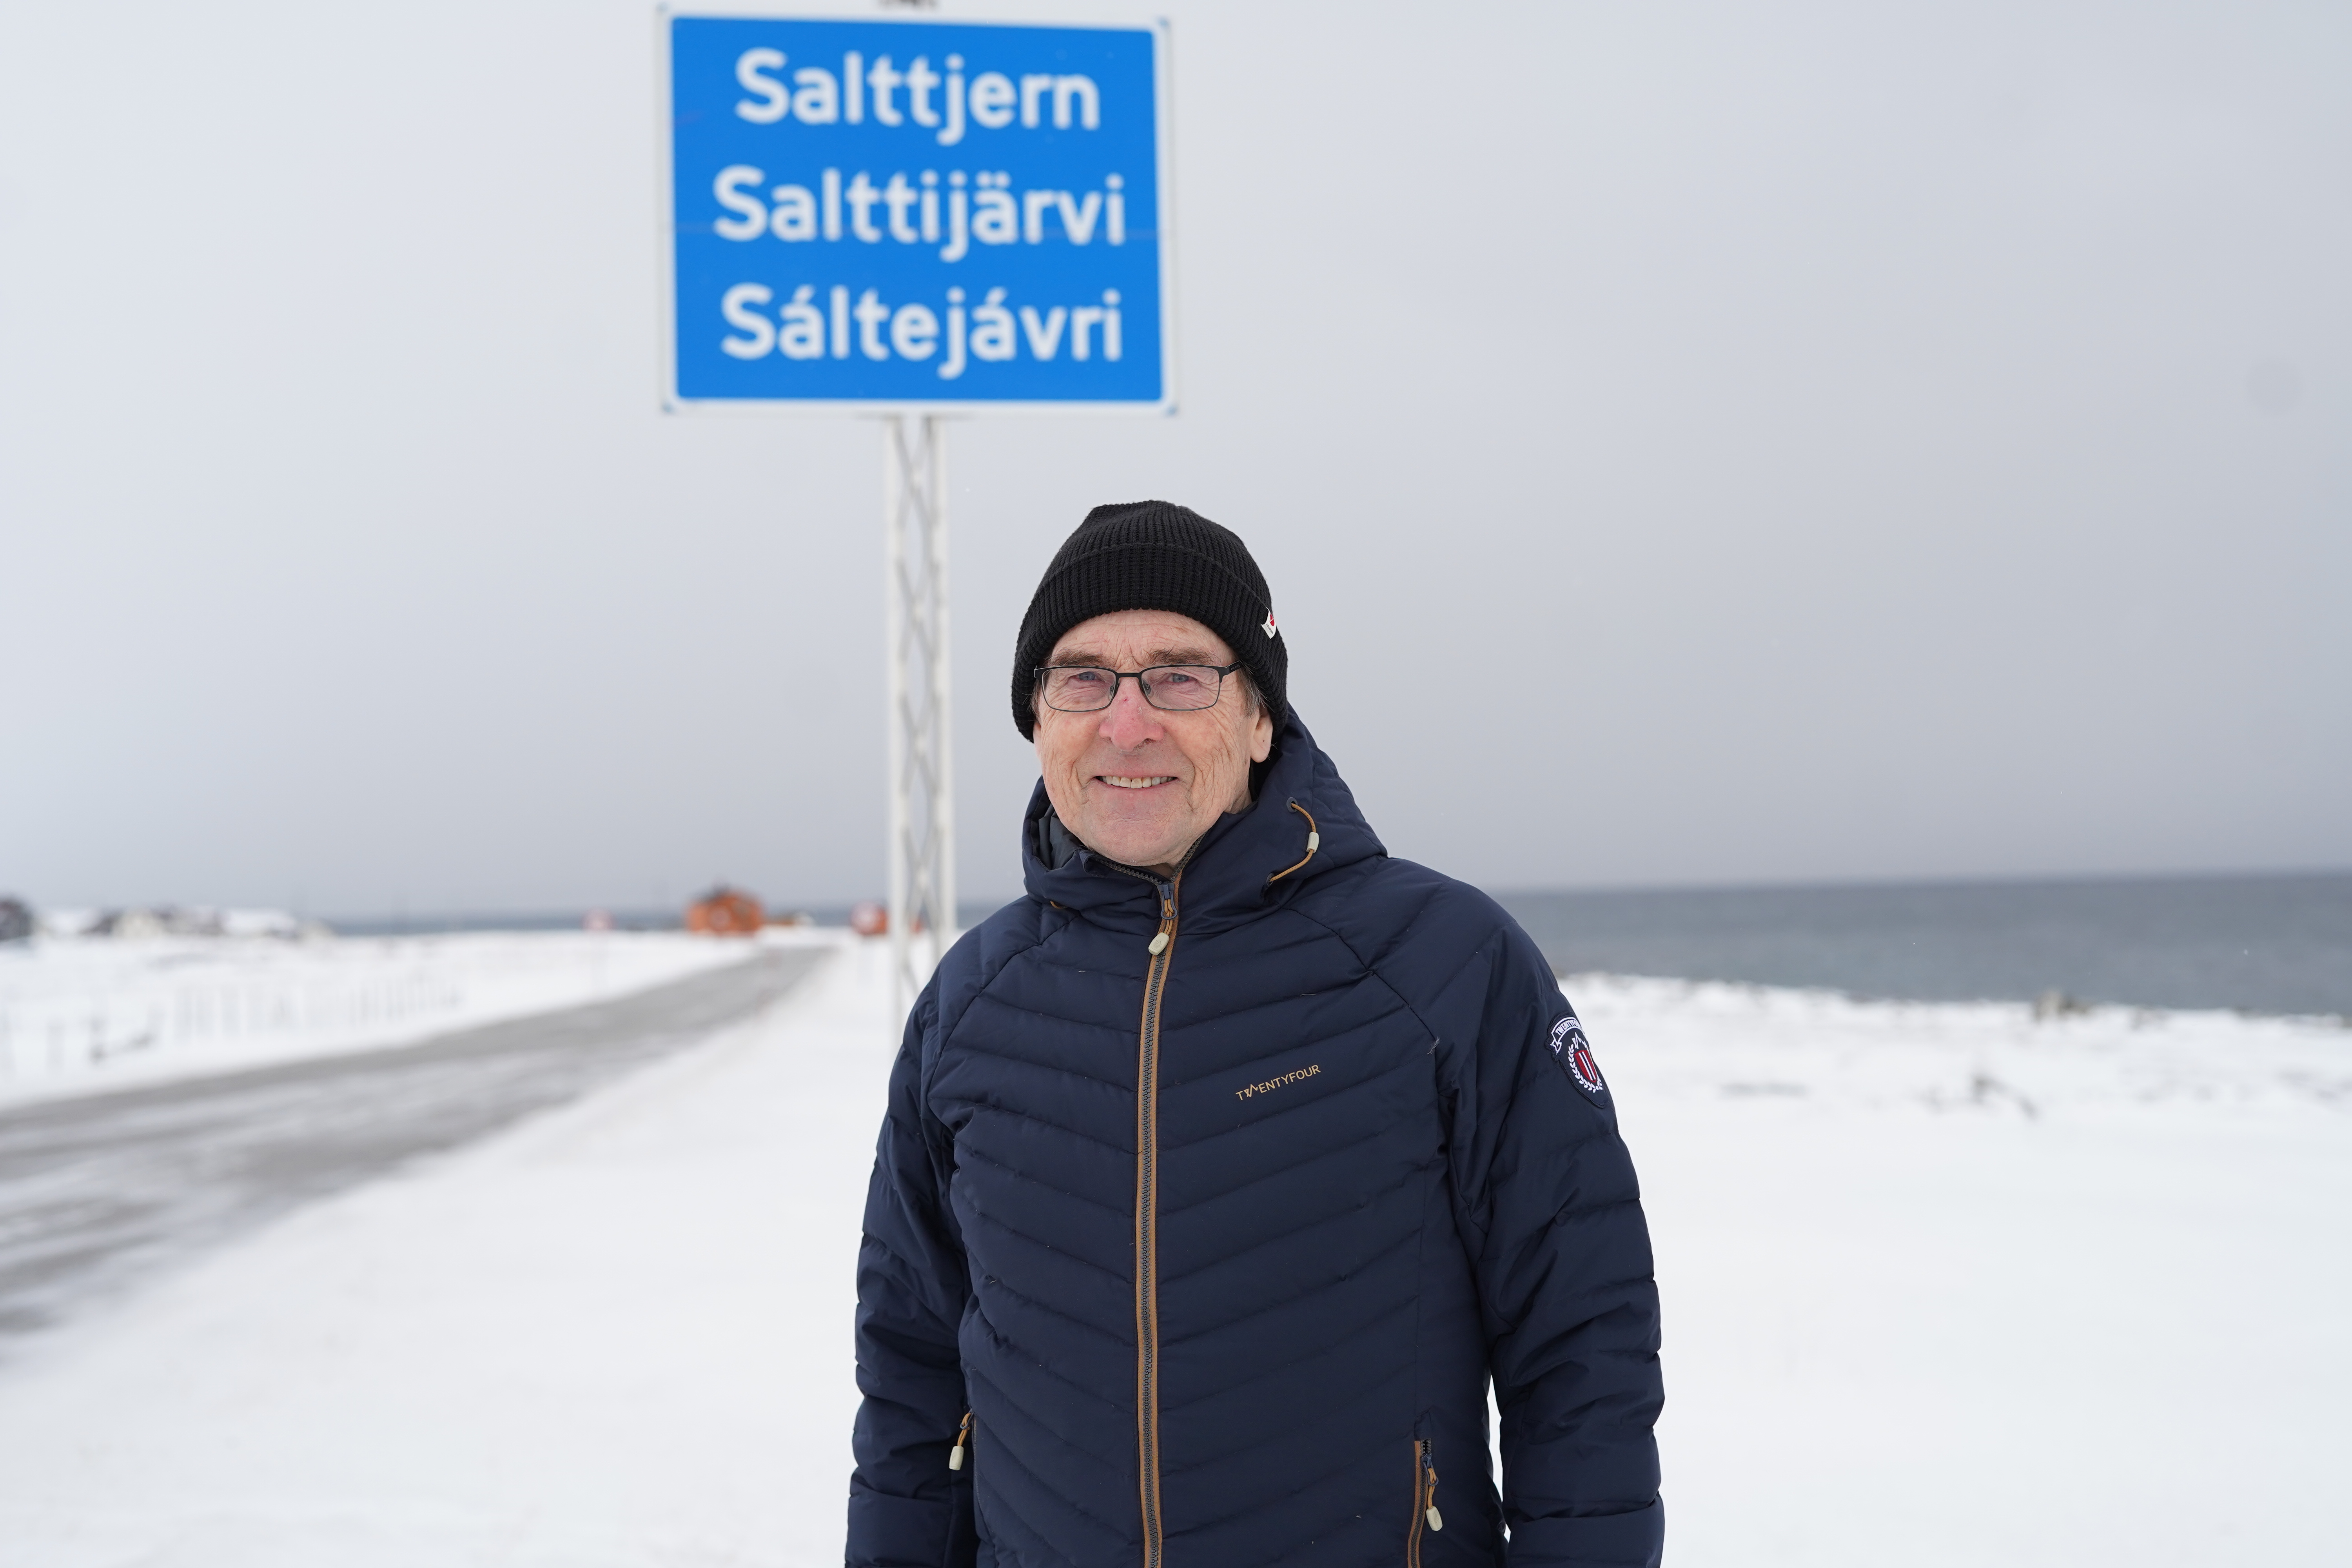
[0, 946, 824, 1354]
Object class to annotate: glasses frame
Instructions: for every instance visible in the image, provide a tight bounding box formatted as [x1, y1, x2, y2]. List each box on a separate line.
[1033, 661, 1245, 714]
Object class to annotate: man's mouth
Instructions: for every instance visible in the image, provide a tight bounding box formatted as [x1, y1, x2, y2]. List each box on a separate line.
[1099, 775, 1175, 790]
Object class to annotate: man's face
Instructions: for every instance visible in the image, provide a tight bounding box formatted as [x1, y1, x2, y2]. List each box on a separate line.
[1033, 609, 1276, 874]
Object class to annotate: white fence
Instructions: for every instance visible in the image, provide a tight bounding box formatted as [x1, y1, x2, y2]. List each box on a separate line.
[0, 933, 755, 1098]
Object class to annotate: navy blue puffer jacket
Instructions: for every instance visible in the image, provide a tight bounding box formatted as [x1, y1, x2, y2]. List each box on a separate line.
[849, 714, 1663, 1568]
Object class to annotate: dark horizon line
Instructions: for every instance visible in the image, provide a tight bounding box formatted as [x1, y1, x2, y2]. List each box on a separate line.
[304, 862, 2352, 931]
[1479, 862, 2352, 900]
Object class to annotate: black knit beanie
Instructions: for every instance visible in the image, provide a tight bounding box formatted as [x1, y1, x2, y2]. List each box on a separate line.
[1011, 501, 1287, 739]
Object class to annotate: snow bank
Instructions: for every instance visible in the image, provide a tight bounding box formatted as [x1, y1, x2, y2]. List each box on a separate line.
[1564, 970, 2352, 1117]
[1572, 975, 2352, 1568]
[0, 930, 771, 1106]
[0, 949, 2343, 1566]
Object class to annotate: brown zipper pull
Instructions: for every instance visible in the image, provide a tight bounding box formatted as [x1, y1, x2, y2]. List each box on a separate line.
[948, 1410, 973, 1472]
[1423, 1448, 1443, 1531]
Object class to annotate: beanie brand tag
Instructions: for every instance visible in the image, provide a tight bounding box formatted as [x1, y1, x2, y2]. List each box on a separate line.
[1261, 612, 1278, 639]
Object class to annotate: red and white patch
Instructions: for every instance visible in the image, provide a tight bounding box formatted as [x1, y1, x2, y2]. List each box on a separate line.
[1548, 1013, 1606, 1096]
[1261, 611, 1278, 639]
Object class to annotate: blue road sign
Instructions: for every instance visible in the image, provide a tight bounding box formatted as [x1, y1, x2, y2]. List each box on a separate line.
[661, 11, 1172, 412]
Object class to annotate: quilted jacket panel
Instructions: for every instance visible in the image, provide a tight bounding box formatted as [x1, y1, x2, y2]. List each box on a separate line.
[849, 713, 1663, 1568]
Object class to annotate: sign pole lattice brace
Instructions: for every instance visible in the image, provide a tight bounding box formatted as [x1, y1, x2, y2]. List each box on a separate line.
[883, 414, 956, 1028]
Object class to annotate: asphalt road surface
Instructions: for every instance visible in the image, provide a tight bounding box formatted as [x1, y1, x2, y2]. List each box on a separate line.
[0, 945, 825, 1356]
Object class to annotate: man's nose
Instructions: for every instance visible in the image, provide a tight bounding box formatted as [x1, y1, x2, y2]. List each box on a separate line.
[1097, 679, 1163, 749]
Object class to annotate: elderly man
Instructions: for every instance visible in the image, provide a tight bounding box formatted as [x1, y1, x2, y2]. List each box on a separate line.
[848, 503, 1663, 1568]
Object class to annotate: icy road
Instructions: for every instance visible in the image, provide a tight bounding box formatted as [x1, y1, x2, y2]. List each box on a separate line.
[0, 945, 821, 1353]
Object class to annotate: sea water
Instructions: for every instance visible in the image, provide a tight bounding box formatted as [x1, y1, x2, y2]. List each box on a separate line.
[331, 874, 2352, 1020]
[1495, 872, 2352, 1016]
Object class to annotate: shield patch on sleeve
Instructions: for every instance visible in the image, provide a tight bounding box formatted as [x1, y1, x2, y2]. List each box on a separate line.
[1548, 1012, 1606, 1096]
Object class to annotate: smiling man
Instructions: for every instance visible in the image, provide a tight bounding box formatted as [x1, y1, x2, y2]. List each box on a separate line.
[848, 502, 1664, 1568]
[1029, 606, 1272, 875]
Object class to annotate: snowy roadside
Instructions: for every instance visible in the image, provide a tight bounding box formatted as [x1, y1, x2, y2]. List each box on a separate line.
[0, 929, 822, 1107]
[0, 947, 2343, 1566]
[0, 934, 897, 1568]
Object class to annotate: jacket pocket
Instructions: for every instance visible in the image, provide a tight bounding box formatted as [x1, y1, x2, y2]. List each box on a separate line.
[1406, 1437, 1443, 1566]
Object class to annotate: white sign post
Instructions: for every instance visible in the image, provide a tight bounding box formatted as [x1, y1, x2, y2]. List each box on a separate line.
[881, 414, 954, 1014]
[661, 7, 1175, 1020]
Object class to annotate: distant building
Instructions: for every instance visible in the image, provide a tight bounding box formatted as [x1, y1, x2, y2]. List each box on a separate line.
[686, 886, 764, 937]
[93, 907, 185, 939]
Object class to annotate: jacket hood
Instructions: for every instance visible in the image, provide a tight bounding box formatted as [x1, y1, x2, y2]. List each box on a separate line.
[1020, 709, 1386, 936]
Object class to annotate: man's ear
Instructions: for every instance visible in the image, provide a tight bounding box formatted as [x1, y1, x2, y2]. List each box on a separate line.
[1249, 706, 1274, 763]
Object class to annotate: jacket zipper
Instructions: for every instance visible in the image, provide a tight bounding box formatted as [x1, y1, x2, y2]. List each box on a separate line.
[1407, 1439, 1443, 1565]
[1130, 864, 1182, 1568]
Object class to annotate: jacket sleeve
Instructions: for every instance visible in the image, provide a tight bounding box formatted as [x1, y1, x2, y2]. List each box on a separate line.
[1453, 927, 1664, 1568]
[847, 982, 976, 1568]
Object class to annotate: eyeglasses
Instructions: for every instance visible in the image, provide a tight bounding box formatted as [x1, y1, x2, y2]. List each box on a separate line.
[1034, 662, 1242, 713]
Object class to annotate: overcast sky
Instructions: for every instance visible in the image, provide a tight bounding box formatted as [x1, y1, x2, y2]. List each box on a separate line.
[2, 0, 2345, 916]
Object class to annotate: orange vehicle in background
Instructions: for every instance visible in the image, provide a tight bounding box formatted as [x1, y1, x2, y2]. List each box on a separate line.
[686, 886, 764, 936]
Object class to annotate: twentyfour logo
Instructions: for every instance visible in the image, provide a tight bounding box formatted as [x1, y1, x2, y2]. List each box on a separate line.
[1548, 1013, 1605, 1096]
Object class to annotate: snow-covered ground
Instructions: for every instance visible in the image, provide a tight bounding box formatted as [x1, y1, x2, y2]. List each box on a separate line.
[0, 931, 760, 1105]
[1567, 975, 2352, 1567]
[0, 946, 2345, 1566]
